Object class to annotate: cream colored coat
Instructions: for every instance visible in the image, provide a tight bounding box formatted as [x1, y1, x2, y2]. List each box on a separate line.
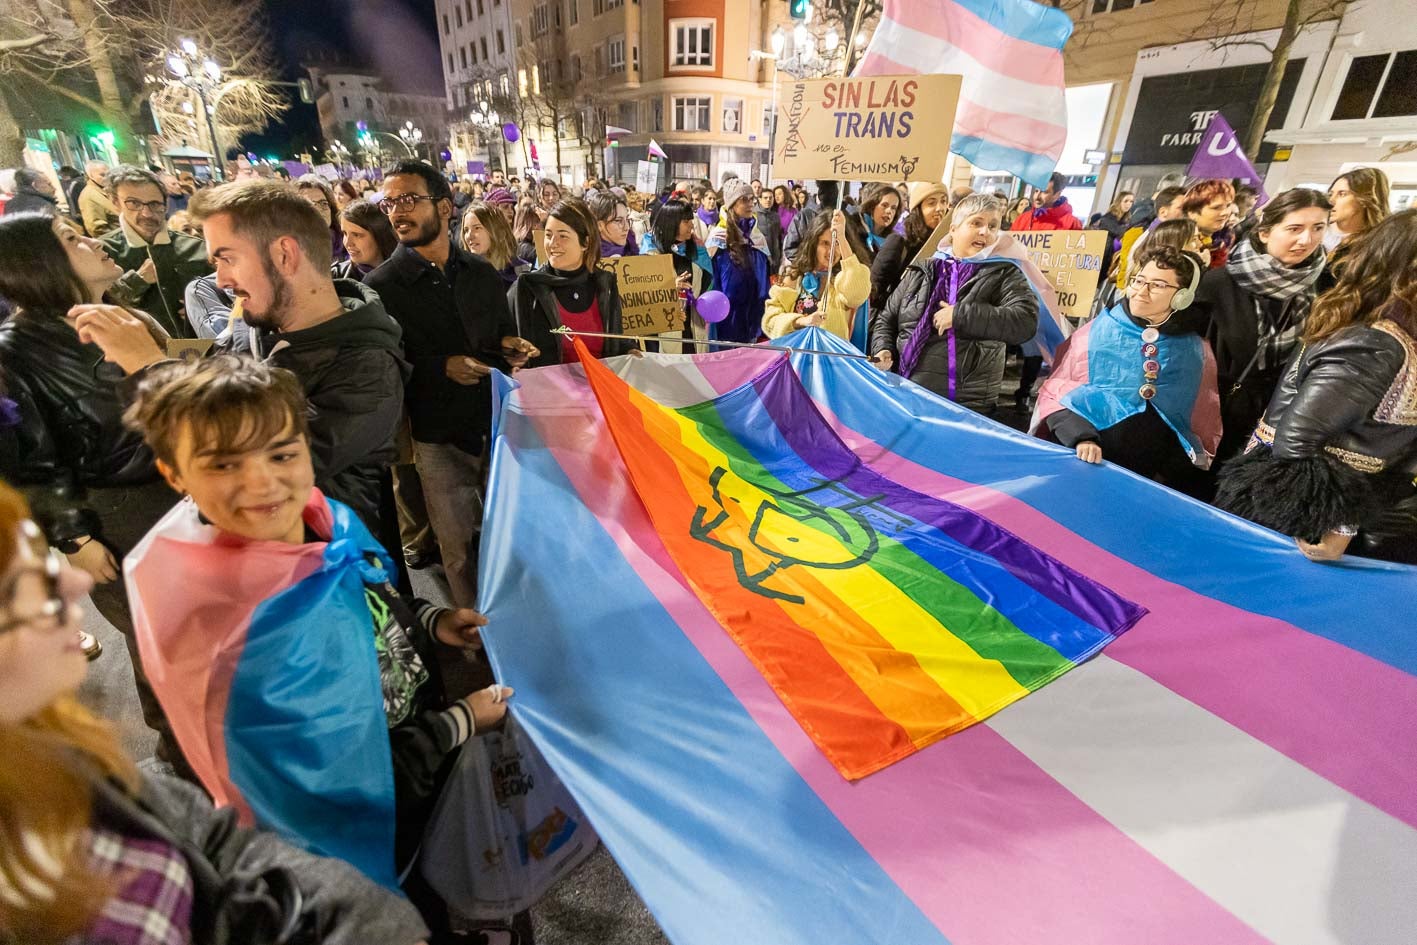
[761, 253, 871, 341]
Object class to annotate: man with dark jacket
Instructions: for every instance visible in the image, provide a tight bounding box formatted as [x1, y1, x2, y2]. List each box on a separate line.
[1010, 172, 1083, 232]
[365, 160, 537, 607]
[781, 179, 839, 268]
[102, 164, 211, 339]
[187, 179, 408, 539]
[5, 167, 60, 215]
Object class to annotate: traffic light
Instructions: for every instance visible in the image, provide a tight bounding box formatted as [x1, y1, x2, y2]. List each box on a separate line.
[789, 0, 809, 20]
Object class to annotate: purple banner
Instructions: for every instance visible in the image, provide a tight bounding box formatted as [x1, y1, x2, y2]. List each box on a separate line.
[282, 161, 311, 179]
[1186, 113, 1269, 204]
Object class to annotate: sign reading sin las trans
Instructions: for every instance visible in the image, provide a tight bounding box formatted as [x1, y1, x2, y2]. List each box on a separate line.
[774, 74, 962, 184]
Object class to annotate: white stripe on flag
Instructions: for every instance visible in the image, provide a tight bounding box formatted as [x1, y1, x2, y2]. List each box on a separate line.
[867, 17, 1063, 127]
[988, 656, 1417, 945]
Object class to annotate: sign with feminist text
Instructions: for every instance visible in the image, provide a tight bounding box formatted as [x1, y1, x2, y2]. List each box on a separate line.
[597, 253, 683, 336]
[1010, 230, 1109, 322]
[774, 74, 961, 183]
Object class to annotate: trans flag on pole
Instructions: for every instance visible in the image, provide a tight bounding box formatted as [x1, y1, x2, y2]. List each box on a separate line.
[856, 0, 1073, 189]
[479, 328, 1417, 945]
[125, 491, 400, 888]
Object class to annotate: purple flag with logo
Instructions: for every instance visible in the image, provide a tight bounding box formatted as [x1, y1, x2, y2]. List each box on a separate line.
[1186, 113, 1269, 204]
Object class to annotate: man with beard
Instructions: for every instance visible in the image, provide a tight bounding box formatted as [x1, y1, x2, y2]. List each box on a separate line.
[365, 161, 538, 607]
[176, 179, 409, 546]
[102, 165, 211, 339]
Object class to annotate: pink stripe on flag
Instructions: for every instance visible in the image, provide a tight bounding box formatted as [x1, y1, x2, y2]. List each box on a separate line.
[515, 366, 1265, 945]
[816, 401, 1417, 831]
[954, 100, 1068, 154]
[884, 0, 1064, 87]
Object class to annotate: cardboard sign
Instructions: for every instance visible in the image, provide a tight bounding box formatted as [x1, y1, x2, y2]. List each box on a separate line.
[596, 254, 682, 336]
[1010, 230, 1109, 321]
[313, 163, 338, 181]
[533, 228, 547, 266]
[166, 338, 214, 362]
[774, 74, 962, 183]
[635, 160, 658, 195]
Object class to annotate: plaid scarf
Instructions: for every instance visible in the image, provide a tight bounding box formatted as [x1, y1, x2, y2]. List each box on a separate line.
[1226, 238, 1325, 371]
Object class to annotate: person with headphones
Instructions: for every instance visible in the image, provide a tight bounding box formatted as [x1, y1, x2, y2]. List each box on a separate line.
[1030, 245, 1221, 499]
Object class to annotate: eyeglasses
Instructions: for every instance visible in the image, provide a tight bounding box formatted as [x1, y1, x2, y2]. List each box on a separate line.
[0, 538, 66, 637]
[1129, 276, 1181, 294]
[609, 215, 630, 226]
[378, 193, 439, 214]
[122, 198, 167, 215]
[307, 198, 331, 212]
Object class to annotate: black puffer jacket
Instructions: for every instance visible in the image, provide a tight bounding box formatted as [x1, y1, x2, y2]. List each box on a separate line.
[1216, 319, 1417, 560]
[0, 311, 159, 542]
[251, 280, 409, 530]
[510, 266, 633, 367]
[870, 259, 1038, 410]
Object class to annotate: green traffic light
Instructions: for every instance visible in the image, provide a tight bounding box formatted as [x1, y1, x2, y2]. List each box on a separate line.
[789, 0, 808, 19]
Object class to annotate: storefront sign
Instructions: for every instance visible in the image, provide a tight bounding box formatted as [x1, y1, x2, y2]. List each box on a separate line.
[775, 74, 962, 183]
[597, 254, 682, 336]
[1121, 60, 1305, 166]
[1011, 230, 1109, 321]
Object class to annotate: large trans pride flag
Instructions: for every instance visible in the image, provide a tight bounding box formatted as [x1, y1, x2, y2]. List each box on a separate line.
[480, 329, 1417, 945]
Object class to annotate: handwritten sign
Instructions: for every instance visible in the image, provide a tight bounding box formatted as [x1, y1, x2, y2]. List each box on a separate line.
[597, 254, 682, 336]
[635, 160, 658, 195]
[774, 74, 961, 183]
[1010, 230, 1109, 321]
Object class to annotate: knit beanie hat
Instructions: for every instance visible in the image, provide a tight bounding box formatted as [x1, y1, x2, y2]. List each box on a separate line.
[484, 187, 517, 206]
[908, 181, 948, 212]
[721, 178, 754, 211]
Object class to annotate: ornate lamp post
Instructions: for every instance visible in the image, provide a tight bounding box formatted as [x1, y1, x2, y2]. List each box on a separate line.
[167, 38, 226, 181]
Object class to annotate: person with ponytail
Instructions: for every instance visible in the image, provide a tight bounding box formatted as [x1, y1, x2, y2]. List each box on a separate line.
[0, 480, 431, 945]
[705, 178, 771, 344]
[1216, 209, 1417, 564]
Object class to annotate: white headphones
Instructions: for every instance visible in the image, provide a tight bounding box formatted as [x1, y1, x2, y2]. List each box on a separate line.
[1170, 251, 1203, 311]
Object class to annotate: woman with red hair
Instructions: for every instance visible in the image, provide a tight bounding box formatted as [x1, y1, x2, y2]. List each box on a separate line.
[1182, 179, 1237, 269]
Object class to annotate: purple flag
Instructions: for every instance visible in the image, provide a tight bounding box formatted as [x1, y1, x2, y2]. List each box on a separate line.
[1186, 113, 1269, 205]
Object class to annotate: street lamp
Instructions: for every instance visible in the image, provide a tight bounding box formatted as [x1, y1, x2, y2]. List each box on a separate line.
[750, 48, 781, 186]
[167, 37, 225, 181]
[399, 120, 424, 161]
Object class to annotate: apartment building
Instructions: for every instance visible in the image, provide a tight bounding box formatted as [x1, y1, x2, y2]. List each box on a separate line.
[309, 67, 449, 162]
[434, 0, 520, 172]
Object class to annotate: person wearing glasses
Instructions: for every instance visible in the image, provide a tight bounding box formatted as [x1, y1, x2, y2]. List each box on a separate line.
[0, 481, 435, 945]
[1032, 247, 1220, 498]
[296, 173, 350, 266]
[0, 210, 194, 773]
[99, 165, 210, 339]
[587, 190, 638, 260]
[364, 160, 539, 608]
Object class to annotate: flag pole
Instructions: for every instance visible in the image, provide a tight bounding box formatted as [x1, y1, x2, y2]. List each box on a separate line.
[550, 326, 874, 361]
[822, 0, 870, 336]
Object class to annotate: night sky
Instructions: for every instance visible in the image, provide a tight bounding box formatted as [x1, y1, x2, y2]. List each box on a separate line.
[242, 0, 444, 157]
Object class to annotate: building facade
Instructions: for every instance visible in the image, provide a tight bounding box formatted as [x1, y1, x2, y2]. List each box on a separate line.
[308, 67, 449, 166]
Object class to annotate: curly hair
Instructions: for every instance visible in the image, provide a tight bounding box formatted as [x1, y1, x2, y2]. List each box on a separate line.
[1180, 179, 1236, 216]
[1305, 209, 1417, 345]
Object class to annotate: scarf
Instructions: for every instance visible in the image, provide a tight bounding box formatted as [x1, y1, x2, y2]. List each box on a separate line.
[1226, 237, 1324, 307]
[898, 256, 979, 391]
[696, 206, 718, 227]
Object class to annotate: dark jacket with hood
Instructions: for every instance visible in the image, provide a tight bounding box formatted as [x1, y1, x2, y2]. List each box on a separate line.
[103, 226, 212, 340]
[870, 259, 1038, 410]
[510, 265, 633, 368]
[5, 182, 58, 216]
[87, 769, 429, 944]
[251, 279, 409, 529]
[0, 309, 159, 544]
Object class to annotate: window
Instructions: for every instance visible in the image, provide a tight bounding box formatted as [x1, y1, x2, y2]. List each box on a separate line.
[470, 42, 478, 64]
[763, 103, 774, 137]
[1332, 49, 1417, 120]
[447, 52, 454, 72]
[671, 19, 714, 69]
[532, 4, 549, 36]
[618, 102, 637, 132]
[632, 42, 639, 71]
[593, 0, 623, 13]
[342, 95, 349, 108]
[554, 4, 561, 28]
[1090, 0, 1152, 10]
[455, 5, 463, 27]
[500, 71, 510, 95]
[497, 29, 505, 54]
[442, 13, 450, 33]
[569, 0, 578, 25]
[481, 36, 489, 59]
[465, 0, 472, 19]
[594, 46, 603, 76]
[515, 24, 522, 45]
[671, 161, 708, 179]
[518, 67, 528, 95]
[650, 97, 663, 132]
[608, 36, 625, 73]
[722, 97, 742, 134]
[571, 54, 582, 81]
[460, 46, 468, 68]
[365, 97, 373, 109]
[673, 95, 711, 132]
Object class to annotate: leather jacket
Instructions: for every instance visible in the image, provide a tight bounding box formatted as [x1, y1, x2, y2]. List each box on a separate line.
[0, 311, 158, 542]
[1257, 318, 1417, 478]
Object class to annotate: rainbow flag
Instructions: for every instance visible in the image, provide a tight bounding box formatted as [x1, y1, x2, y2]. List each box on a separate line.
[125, 491, 400, 888]
[572, 338, 1141, 778]
[479, 328, 1417, 944]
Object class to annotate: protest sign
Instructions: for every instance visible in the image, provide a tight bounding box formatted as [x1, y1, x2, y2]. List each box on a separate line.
[1010, 229, 1108, 321]
[774, 74, 961, 183]
[636, 160, 659, 195]
[597, 254, 682, 336]
[313, 163, 338, 182]
[533, 228, 547, 266]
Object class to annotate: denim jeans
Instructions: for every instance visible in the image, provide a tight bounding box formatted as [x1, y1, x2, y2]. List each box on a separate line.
[411, 439, 487, 607]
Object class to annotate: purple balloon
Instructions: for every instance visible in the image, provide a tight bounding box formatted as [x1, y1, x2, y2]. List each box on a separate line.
[502, 123, 520, 143]
[697, 290, 730, 324]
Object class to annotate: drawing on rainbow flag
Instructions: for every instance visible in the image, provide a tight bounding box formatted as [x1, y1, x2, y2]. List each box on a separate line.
[478, 328, 1417, 944]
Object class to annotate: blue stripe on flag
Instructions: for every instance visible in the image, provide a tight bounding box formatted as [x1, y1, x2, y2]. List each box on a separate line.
[783, 328, 1417, 675]
[951, 133, 1060, 191]
[946, 0, 1073, 51]
[478, 405, 951, 945]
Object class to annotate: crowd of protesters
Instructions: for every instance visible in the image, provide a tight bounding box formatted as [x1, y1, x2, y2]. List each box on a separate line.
[0, 153, 1412, 945]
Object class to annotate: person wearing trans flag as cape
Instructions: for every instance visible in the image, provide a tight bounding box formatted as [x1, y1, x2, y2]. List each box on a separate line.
[1030, 246, 1221, 499]
[869, 193, 1061, 414]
